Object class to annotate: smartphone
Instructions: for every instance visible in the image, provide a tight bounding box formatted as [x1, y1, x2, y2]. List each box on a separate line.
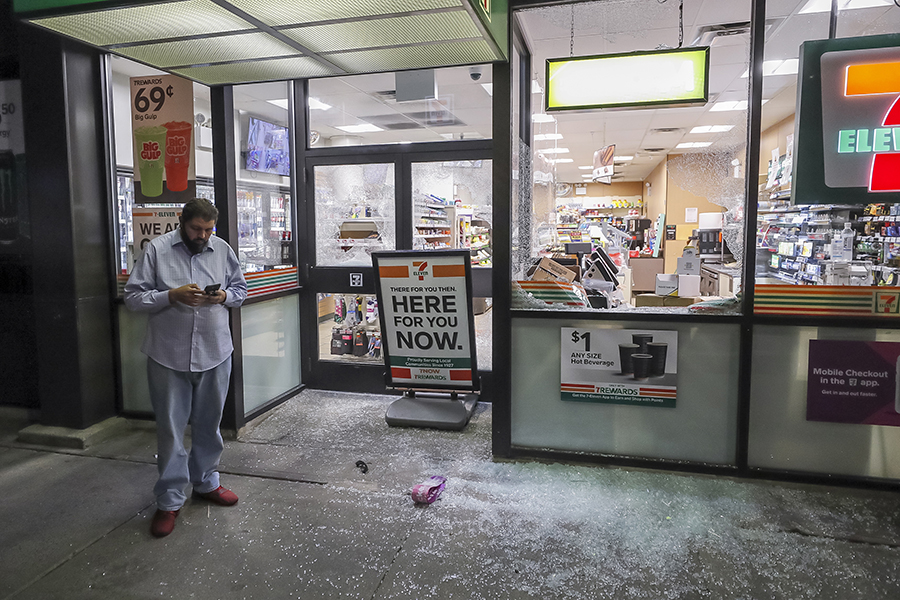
[204, 283, 221, 295]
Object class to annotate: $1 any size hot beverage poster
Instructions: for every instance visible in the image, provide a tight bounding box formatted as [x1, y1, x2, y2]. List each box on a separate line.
[373, 252, 477, 390]
[560, 328, 678, 407]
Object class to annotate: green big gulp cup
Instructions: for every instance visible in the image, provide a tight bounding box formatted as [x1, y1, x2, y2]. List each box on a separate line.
[134, 125, 167, 197]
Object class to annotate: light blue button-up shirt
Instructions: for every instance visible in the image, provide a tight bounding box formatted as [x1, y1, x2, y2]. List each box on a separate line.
[124, 229, 247, 373]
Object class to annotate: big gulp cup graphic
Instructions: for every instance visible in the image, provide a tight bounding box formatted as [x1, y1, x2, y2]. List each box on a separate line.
[134, 125, 167, 197]
[164, 121, 192, 192]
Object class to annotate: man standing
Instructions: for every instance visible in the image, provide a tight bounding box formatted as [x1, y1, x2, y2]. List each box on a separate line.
[125, 198, 247, 538]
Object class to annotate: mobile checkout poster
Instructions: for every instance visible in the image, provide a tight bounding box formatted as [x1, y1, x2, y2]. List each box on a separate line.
[130, 74, 195, 203]
[372, 251, 479, 390]
[807, 340, 900, 427]
[560, 328, 678, 407]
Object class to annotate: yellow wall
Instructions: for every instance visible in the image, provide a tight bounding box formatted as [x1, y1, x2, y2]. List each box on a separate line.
[575, 181, 644, 200]
[643, 158, 667, 222]
[759, 114, 796, 180]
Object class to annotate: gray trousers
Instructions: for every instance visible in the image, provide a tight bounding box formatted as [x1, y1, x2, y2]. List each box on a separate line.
[147, 356, 231, 511]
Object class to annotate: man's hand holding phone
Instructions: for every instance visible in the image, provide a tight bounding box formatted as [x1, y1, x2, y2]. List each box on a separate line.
[204, 284, 225, 305]
[169, 283, 224, 306]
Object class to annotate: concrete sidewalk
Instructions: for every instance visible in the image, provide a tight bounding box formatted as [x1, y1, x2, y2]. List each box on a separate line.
[2, 390, 899, 599]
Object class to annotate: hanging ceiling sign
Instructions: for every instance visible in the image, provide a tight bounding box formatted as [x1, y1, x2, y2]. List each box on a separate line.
[546, 47, 709, 112]
[372, 250, 479, 392]
[794, 33, 900, 205]
[592, 144, 615, 184]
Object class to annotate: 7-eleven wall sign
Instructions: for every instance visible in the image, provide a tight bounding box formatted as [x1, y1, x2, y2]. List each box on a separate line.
[819, 40, 900, 196]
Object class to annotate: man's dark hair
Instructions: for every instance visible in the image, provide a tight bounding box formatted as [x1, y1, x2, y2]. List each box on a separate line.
[181, 198, 219, 223]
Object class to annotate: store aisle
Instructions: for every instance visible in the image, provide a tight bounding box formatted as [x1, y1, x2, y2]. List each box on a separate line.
[1, 393, 899, 600]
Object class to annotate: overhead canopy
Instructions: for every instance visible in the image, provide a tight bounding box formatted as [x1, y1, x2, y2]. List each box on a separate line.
[14, 0, 508, 85]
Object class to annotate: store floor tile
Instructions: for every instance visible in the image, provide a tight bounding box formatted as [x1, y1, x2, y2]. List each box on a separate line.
[1, 389, 899, 600]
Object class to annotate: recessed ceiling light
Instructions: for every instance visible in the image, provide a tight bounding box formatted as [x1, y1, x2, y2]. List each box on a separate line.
[676, 142, 713, 148]
[336, 123, 383, 133]
[309, 97, 331, 111]
[537, 147, 570, 154]
[533, 114, 556, 123]
[534, 133, 563, 141]
[613, 155, 634, 161]
[690, 125, 734, 133]
[578, 165, 592, 170]
[799, 0, 890, 13]
[481, 83, 493, 96]
[710, 99, 768, 111]
[741, 59, 799, 78]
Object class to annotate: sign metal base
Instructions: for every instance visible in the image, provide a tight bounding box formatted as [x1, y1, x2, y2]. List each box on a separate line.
[385, 392, 479, 431]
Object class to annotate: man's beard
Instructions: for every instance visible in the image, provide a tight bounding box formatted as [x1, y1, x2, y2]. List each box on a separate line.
[180, 228, 208, 254]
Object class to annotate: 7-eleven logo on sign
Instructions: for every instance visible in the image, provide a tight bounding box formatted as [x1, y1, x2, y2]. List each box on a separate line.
[412, 261, 429, 280]
[876, 292, 900, 314]
[844, 61, 900, 192]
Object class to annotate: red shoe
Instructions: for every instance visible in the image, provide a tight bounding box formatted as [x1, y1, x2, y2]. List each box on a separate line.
[193, 486, 238, 506]
[150, 509, 179, 538]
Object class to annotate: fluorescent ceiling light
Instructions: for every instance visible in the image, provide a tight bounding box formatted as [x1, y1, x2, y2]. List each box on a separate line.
[676, 142, 713, 148]
[537, 147, 570, 154]
[336, 123, 383, 133]
[710, 101, 745, 111]
[581, 173, 594, 177]
[613, 155, 634, 161]
[741, 59, 799, 78]
[309, 97, 331, 111]
[481, 83, 493, 96]
[578, 165, 593, 170]
[533, 114, 556, 123]
[799, 0, 890, 13]
[267, 99, 288, 109]
[690, 125, 734, 133]
[534, 133, 563, 141]
[710, 99, 769, 111]
[547, 47, 709, 111]
[532, 80, 543, 94]
[551, 158, 574, 163]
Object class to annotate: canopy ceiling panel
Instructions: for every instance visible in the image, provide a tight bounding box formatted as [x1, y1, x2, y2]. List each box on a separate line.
[170, 55, 339, 85]
[227, 0, 464, 27]
[16, 0, 507, 85]
[117, 32, 301, 68]
[280, 11, 482, 53]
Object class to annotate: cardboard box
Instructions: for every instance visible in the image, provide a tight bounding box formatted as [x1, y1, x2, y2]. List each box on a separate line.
[655, 274, 678, 296]
[530, 257, 577, 283]
[339, 221, 379, 239]
[677, 247, 701, 275]
[663, 295, 703, 307]
[633, 294, 666, 307]
[678, 274, 701, 297]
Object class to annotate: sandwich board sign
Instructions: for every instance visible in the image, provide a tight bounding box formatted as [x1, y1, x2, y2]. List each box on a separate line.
[372, 250, 480, 429]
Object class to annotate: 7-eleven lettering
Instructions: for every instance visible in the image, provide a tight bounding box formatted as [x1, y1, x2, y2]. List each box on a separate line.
[846, 61, 900, 193]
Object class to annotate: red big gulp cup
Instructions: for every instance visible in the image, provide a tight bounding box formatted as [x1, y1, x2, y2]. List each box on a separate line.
[163, 121, 192, 192]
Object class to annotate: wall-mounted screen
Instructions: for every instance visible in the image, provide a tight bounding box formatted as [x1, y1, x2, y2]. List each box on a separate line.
[246, 116, 290, 177]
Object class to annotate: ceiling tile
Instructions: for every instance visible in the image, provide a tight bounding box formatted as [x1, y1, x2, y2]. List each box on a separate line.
[31, 0, 254, 47]
[328, 39, 498, 73]
[281, 10, 479, 53]
[118, 32, 301, 68]
[226, 0, 463, 28]
[171, 56, 338, 85]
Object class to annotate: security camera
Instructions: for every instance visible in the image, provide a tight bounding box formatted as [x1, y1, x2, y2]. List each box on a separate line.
[469, 66, 483, 81]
